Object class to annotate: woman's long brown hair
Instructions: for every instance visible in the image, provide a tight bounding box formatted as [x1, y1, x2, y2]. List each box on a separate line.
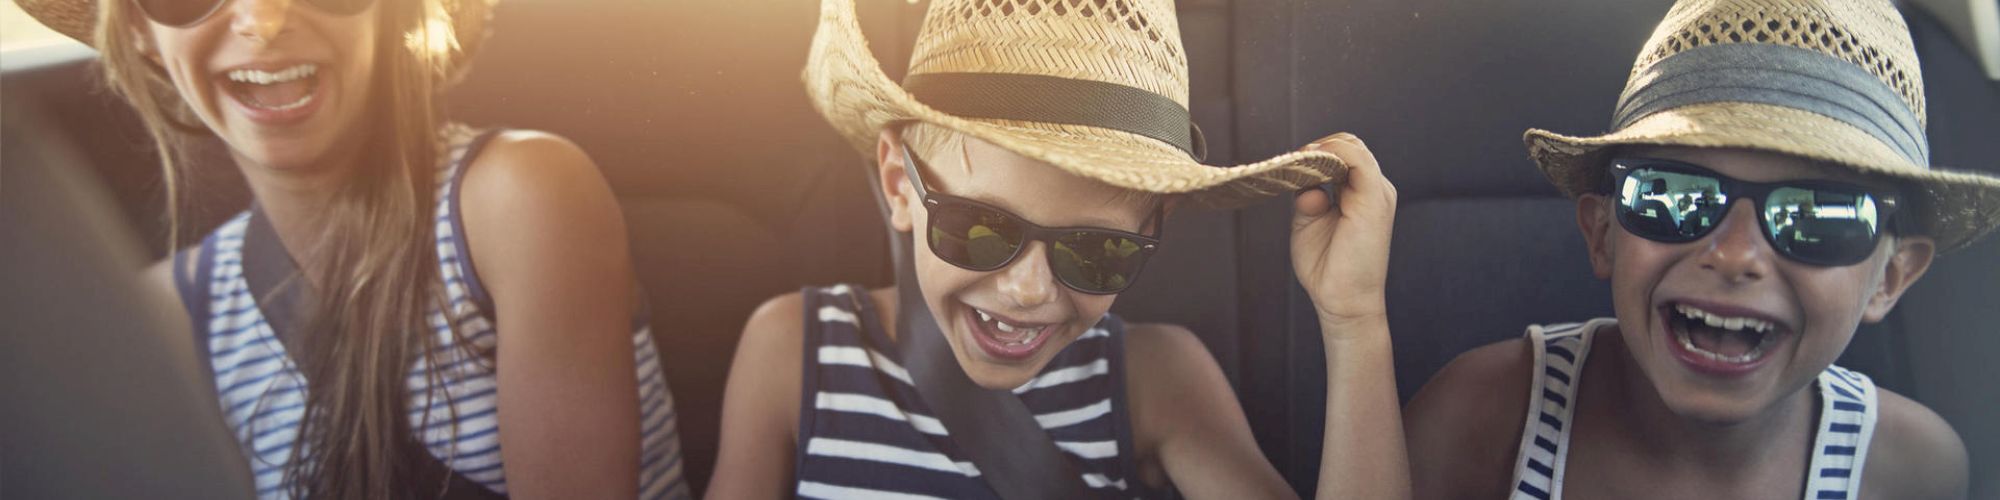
[97, 2, 479, 498]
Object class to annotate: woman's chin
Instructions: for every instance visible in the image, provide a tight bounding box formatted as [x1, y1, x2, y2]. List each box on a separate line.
[225, 139, 332, 171]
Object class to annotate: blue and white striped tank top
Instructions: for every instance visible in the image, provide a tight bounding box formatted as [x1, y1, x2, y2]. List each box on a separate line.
[1508, 319, 1878, 500]
[793, 284, 1143, 499]
[174, 124, 688, 499]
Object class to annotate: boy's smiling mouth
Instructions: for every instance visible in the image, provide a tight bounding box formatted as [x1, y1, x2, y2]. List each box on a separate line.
[962, 306, 1057, 362]
[1661, 301, 1792, 376]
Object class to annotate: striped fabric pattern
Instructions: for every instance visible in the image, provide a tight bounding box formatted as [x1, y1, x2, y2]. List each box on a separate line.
[1506, 319, 1879, 500]
[188, 125, 687, 499]
[1803, 365, 1877, 500]
[793, 284, 1141, 499]
[1508, 320, 1603, 500]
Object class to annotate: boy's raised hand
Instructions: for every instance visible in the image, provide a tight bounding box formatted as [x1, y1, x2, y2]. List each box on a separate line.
[1293, 133, 1411, 499]
[1291, 133, 1397, 340]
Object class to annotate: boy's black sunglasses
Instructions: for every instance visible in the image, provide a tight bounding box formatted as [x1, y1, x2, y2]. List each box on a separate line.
[901, 143, 1162, 295]
[1609, 158, 1901, 267]
[133, 0, 372, 28]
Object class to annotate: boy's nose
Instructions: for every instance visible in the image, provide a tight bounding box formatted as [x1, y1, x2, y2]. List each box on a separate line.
[231, 0, 293, 43]
[1696, 202, 1773, 283]
[994, 242, 1058, 309]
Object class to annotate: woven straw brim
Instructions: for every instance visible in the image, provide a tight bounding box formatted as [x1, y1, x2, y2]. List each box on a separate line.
[1526, 101, 2000, 253]
[16, 0, 492, 79]
[802, 0, 1345, 210]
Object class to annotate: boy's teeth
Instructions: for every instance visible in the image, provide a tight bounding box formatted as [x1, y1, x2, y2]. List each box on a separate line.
[1675, 326, 1766, 363]
[1674, 304, 1772, 333]
[1010, 330, 1040, 346]
[975, 308, 1043, 345]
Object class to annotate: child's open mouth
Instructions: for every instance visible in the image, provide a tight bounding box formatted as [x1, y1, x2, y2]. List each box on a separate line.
[1663, 302, 1788, 376]
[221, 63, 323, 124]
[964, 307, 1055, 362]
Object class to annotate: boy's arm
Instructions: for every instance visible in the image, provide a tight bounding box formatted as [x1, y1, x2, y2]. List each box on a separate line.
[1404, 340, 1534, 500]
[1864, 388, 1969, 500]
[1126, 323, 1298, 500]
[1314, 318, 1405, 500]
[1290, 134, 1410, 499]
[705, 293, 807, 499]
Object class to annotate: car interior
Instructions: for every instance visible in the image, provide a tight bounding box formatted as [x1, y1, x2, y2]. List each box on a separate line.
[2, 0, 1995, 497]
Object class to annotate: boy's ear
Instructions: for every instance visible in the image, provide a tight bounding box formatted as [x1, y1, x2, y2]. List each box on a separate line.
[875, 128, 916, 234]
[1577, 194, 1616, 280]
[1861, 235, 1936, 322]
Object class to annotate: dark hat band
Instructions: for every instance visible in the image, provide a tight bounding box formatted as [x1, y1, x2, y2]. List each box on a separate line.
[904, 72, 1207, 161]
[1613, 43, 1928, 166]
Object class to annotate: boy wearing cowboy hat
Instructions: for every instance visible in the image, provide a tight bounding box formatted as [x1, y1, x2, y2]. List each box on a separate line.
[709, 0, 1409, 498]
[1403, 0, 1990, 499]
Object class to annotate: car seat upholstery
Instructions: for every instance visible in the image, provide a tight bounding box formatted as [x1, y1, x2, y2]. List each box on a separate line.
[4, 0, 1993, 497]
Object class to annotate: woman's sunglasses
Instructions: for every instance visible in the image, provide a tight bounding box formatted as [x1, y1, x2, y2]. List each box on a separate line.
[133, 0, 373, 28]
[901, 143, 1162, 295]
[1609, 158, 1902, 267]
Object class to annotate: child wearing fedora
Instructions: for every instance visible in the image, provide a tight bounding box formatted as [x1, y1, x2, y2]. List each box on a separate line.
[1403, 0, 1992, 499]
[709, 0, 1409, 498]
[18, 0, 686, 497]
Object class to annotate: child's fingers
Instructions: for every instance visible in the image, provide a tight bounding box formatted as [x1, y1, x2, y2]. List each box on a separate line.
[1295, 186, 1333, 219]
[1304, 133, 1395, 218]
[1311, 134, 1381, 184]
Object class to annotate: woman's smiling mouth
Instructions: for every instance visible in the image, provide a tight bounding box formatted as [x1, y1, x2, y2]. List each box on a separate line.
[220, 63, 324, 124]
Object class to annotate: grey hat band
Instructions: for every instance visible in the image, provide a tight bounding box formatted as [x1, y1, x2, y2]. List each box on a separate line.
[1612, 43, 1928, 166]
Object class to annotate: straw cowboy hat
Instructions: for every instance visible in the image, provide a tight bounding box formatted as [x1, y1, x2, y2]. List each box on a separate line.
[803, 0, 1347, 208]
[1526, 0, 2000, 252]
[17, 0, 494, 82]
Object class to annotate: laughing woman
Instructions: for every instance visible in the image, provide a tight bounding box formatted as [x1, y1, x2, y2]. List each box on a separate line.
[19, 0, 686, 498]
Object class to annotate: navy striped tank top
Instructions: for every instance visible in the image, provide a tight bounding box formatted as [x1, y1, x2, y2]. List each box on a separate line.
[793, 284, 1143, 499]
[1508, 319, 1878, 500]
[173, 124, 689, 499]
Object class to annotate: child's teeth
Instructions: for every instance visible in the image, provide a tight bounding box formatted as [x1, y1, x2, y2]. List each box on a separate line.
[996, 320, 1021, 334]
[1676, 327, 1766, 363]
[1677, 304, 1774, 333]
[976, 310, 993, 323]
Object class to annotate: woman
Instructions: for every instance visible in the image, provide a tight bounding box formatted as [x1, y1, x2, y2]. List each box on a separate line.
[19, 0, 687, 497]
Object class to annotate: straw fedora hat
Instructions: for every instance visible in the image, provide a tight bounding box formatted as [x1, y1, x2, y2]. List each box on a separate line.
[803, 0, 1347, 209]
[1526, 0, 2000, 252]
[16, 0, 493, 81]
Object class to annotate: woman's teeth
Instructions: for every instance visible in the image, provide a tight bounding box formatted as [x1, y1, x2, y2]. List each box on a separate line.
[225, 64, 319, 111]
[975, 309, 1042, 346]
[226, 64, 317, 85]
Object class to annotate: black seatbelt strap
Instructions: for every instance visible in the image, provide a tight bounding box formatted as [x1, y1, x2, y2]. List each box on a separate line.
[886, 231, 1097, 499]
[241, 206, 508, 500]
